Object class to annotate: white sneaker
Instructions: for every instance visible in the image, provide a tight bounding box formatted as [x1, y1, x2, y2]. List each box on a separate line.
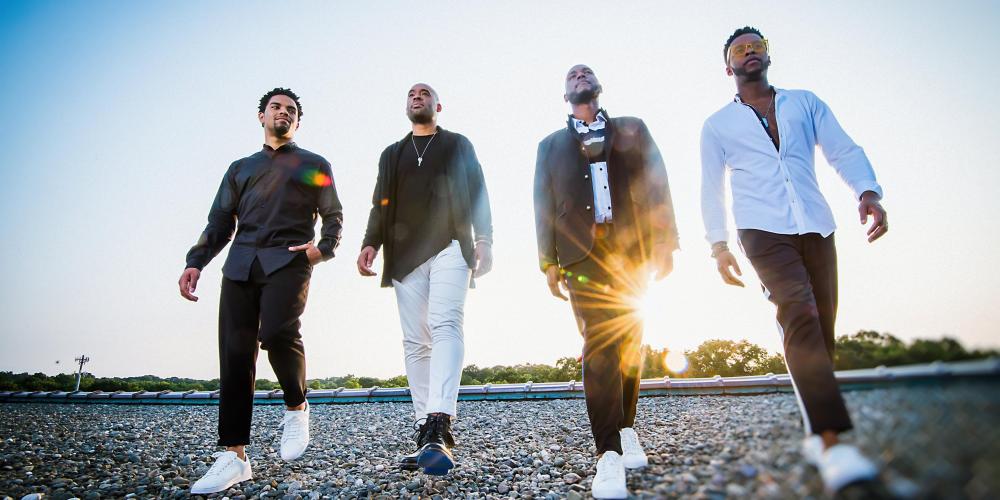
[817, 444, 878, 492]
[280, 402, 310, 461]
[801, 435, 824, 466]
[619, 428, 648, 469]
[592, 451, 628, 499]
[190, 451, 252, 495]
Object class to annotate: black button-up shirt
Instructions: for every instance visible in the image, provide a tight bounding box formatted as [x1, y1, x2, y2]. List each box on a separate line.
[185, 143, 343, 281]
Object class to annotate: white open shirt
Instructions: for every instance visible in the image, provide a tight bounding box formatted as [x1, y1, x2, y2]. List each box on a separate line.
[700, 88, 883, 245]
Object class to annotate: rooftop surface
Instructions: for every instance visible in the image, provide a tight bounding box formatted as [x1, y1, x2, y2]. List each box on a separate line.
[1, 377, 997, 499]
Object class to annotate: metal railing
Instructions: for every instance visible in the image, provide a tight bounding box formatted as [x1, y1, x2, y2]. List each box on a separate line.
[2, 358, 997, 405]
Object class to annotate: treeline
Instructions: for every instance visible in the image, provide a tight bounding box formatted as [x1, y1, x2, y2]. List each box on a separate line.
[2, 331, 995, 392]
[0, 373, 219, 392]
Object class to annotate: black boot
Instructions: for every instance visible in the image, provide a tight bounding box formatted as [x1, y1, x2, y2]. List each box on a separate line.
[416, 413, 456, 475]
[399, 418, 431, 471]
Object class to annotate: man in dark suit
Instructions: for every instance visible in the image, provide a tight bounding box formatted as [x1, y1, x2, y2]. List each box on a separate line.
[533, 64, 678, 499]
[178, 88, 343, 495]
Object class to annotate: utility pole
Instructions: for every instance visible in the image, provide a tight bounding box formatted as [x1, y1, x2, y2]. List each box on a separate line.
[74, 355, 90, 392]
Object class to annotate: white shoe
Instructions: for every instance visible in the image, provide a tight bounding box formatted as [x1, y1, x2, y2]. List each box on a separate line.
[817, 444, 878, 492]
[280, 402, 310, 461]
[190, 451, 252, 495]
[619, 428, 648, 469]
[592, 451, 628, 499]
[801, 435, 824, 466]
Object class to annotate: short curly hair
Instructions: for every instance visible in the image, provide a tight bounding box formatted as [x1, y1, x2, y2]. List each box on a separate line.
[723, 26, 764, 63]
[258, 87, 303, 119]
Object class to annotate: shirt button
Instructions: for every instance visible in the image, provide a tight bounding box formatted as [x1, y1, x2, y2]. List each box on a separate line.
[584, 174, 590, 179]
[586, 205, 592, 211]
[604, 186, 608, 189]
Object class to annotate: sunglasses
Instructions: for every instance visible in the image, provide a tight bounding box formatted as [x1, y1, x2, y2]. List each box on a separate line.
[729, 39, 769, 60]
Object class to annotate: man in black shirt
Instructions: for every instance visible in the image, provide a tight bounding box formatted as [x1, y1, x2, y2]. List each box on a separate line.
[357, 83, 493, 476]
[179, 88, 343, 495]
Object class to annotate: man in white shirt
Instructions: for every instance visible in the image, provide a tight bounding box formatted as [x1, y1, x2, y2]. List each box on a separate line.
[700, 26, 889, 495]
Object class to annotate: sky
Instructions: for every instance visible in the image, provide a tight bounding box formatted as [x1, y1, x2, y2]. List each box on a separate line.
[0, 1, 998, 381]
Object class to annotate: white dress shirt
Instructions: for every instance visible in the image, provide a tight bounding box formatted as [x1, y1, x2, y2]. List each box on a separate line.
[700, 88, 883, 244]
[572, 114, 613, 223]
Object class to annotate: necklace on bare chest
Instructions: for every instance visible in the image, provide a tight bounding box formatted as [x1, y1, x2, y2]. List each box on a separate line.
[750, 91, 775, 130]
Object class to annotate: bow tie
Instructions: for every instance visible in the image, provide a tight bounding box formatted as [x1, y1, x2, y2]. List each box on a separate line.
[572, 115, 606, 134]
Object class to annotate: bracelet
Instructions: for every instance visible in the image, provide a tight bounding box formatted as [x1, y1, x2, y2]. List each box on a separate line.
[710, 242, 729, 259]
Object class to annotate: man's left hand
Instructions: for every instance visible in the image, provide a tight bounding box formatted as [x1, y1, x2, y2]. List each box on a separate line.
[289, 241, 323, 265]
[474, 241, 493, 278]
[652, 244, 675, 281]
[859, 191, 888, 243]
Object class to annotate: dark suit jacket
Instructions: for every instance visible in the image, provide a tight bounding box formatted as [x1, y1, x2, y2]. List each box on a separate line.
[363, 127, 493, 288]
[533, 115, 678, 271]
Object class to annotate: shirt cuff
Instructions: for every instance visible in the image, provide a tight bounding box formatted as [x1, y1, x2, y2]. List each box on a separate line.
[854, 182, 883, 200]
[705, 229, 729, 246]
[317, 241, 336, 261]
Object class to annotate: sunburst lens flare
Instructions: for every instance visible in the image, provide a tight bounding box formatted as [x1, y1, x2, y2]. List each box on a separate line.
[633, 292, 658, 320]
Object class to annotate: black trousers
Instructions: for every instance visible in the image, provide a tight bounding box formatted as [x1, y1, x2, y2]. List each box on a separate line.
[217, 254, 311, 446]
[564, 225, 646, 455]
[738, 229, 852, 435]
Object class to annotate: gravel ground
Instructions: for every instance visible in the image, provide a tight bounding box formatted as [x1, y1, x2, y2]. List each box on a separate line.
[1, 380, 997, 499]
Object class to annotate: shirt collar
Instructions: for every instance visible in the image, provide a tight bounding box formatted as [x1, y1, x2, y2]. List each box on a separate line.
[569, 109, 608, 134]
[262, 142, 297, 154]
[734, 86, 781, 104]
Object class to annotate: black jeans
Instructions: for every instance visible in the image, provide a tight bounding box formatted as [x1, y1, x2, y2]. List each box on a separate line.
[217, 254, 311, 446]
[563, 225, 646, 455]
[738, 229, 852, 435]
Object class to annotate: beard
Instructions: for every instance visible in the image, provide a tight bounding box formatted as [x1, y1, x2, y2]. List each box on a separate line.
[567, 84, 602, 105]
[733, 59, 769, 81]
[407, 106, 435, 124]
[273, 121, 291, 136]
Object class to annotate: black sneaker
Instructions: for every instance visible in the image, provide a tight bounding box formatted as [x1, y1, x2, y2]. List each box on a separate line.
[399, 418, 431, 471]
[416, 413, 456, 475]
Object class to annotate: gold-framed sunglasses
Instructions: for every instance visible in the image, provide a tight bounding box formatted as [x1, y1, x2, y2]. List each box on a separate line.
[729, 39, 769, 60]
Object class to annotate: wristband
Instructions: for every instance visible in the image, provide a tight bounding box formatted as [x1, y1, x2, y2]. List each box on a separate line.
[710, 242, 729, 259]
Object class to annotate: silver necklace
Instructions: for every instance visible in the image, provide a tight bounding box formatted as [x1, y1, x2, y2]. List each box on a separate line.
[411, 132, 438, 167]
[750, 90, 775, 129]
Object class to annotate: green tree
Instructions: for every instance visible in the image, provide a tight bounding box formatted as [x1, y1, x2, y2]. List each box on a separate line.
[685, 339, 787, 377]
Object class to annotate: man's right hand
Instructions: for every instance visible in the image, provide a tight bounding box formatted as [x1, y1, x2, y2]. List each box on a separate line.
[714, 250, 745, 287]
[357, 246, 378, 276]
[178, 268, 201, 302]
[545, 265, 568, 301]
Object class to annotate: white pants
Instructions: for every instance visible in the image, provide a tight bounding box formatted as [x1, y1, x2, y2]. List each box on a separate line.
[393, 240, 471, 418]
